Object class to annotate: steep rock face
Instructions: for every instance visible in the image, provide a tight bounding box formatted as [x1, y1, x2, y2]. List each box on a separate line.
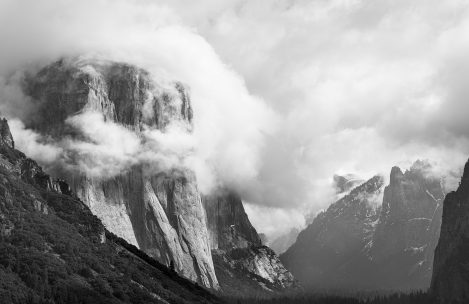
[23, 58, 217, 288]
[281, 175, 384, 290]
[24, 58, 192, 134]
[0, 117, 220, 304]
[202, 191, 298, 295]
[431, 160, 469, 303]
[202, 190, 261, 250]
[370, 161, 444, 290]
[281, 162, 444, 291]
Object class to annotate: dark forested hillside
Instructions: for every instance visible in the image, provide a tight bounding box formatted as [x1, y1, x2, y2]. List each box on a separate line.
[0, 117, 220, 304]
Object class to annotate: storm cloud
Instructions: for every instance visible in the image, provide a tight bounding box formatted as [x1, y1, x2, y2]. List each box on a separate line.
[1, 0, 469, 239]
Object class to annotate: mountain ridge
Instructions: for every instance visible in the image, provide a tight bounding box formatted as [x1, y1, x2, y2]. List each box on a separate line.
[281, 161, 444, 291]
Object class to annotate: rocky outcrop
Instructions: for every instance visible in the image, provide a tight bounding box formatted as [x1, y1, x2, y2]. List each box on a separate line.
[369, 161, 444, 290]
[23, 58, 217, 288]
[281, 161, 444, 291]
[202, 190, 261, 250]
[203, 190, 298, 295]
[431, 159, 469, 303]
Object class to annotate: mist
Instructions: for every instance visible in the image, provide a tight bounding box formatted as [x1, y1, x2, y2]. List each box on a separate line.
[1, 0, 469, 239]
[0, 0, 277, 197]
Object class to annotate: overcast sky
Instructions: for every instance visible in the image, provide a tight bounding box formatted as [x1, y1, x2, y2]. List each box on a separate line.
[1, 0, 469, 239]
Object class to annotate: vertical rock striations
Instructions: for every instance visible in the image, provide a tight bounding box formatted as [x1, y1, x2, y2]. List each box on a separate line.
[431, 159, 469, 303]
[23, 58, 217, 288]
[20, 57, 295, 293]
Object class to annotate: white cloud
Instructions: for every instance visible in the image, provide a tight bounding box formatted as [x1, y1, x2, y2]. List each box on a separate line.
[2, 0, 469, 238]
[244, 202, 306, 241]
[8, 119, 63, 164]
[0, 0, 277, 196]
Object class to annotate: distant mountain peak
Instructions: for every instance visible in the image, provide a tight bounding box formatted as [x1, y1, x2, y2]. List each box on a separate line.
[282, 163, 445, 291]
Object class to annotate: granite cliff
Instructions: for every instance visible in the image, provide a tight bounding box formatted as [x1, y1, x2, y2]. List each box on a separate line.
[17, 57, 294, 293]
[24, 58, 217, 288]
[431, 159, 469, 303]
[203, 191, 298, 295]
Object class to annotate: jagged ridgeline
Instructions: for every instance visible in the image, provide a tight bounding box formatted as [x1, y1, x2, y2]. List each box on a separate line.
[281, 162, 445, 291]
[14, 57, 297, 295]
[0, 118, 220, 303]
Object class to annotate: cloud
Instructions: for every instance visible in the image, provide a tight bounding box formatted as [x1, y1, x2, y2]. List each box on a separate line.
[0, 0, 277, 196]
[8, 119, 63, 164]
[2, 0, 469, 239]
[176, 1, 469, 181]
[151, 0, 469, 237]
[63, 112, 142, 177]
[244, 203, 306, 241]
